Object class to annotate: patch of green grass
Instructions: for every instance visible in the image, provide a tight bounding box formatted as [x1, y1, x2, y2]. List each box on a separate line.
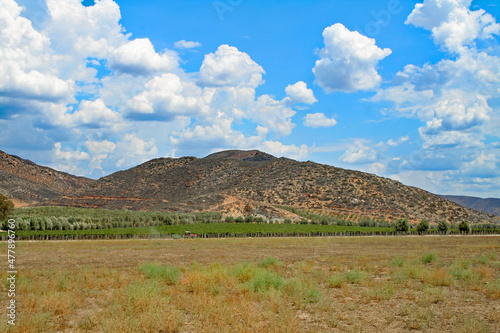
[327, 273, 345, 288]
[391, 256, 405, 267]
[421, 252, 438, 264]
[284, 278, 322, 305]
[247, 268, 285, 293]
[258, 256, 281, 269]
[345, 269, 368, 284]
[140, 262, 181, 285]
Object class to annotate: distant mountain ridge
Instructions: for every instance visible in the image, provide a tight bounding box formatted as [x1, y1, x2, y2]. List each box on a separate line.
[440, 195, 500, 216]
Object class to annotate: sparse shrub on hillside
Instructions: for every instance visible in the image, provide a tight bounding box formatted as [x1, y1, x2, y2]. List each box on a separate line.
[394, 218, 410, 233]
[417, 220, 430, 234]
[459, 221, 471, 234]
[284, 218, 292, 224]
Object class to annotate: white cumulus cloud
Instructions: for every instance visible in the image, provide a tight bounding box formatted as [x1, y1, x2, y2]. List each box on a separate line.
[339, 141, 378, 164]
[198, 44, 265, 88]
[303, 113, 337, 128]
[109, 38, 179, 75]
[126, 73, 208, 120]
[313, 23, 392, 93]
[0, 0, 74, 103]
[406, 0, 500, 53]
[283, 81, 317, 105]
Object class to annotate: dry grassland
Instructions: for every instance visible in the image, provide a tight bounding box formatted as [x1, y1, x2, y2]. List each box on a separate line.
[1, 236, 499, 332]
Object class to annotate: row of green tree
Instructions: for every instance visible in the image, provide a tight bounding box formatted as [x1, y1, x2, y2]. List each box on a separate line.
[392, 219, 497, 233]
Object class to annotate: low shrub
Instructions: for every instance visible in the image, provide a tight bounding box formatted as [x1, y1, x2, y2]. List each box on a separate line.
[421, 252, 437, 264]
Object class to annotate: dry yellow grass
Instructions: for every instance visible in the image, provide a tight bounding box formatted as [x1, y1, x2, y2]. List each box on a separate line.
[1, 236, 499, 332]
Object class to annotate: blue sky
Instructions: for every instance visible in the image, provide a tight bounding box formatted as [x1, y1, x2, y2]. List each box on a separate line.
[0, 0, 499, 198]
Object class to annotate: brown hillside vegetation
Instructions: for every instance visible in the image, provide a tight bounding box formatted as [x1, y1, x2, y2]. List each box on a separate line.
[49, 150, 498, 224]
[0, 150, 95, 205]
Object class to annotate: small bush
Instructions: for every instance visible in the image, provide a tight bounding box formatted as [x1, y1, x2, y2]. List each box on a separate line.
[459, 221, 471, 234]
[284, 278, 321, 304]
[0, 193, 14, 222]
[417, 220, 430, 233]
[438, 220, 450, 234]
[394, 218, 410, 233]
[254, 216, 265, 223]
[232, 262, 257, 282]
[247, 269, 284, 292]
[421, 252, 437, 264]
[234, 216, 245, 223]
[327, 273, 344, 288]
[224, 215, 235, 223]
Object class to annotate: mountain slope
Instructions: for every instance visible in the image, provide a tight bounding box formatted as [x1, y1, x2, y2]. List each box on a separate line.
[0, 150, 95, 206]
[440, 195, 500, 216]
[51, 150, 498, 224]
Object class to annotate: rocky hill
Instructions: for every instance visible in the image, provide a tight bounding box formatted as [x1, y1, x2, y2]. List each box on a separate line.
[48, 150, 498, 225]
[440, 195, 500, 216]
[0, 150, 95, 206]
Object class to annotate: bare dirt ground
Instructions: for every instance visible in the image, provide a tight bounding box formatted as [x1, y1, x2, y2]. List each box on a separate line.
[1, 236, 499, 332]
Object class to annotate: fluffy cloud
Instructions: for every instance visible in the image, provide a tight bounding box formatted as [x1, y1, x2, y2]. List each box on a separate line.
[406, 0, 500, 53]
[45, 0, 128, 59]
[374, 1, 499, 183]
[198, 45, 265, 88]
[313, 23, 392, 93]
[283, 81, 317, 105]
[115, 134, 158, 168]
[0, 0, 74, 103]
[125, 73, 209, 121]
[259, 141, 309, 160]
[339, 141, 379, 164]
[387, 136, 409, 147]
[85, 139, 116, 174]
[109, 38, 179, 75]
[303, 113, 337, 128]
[53, 142, 90, 174]
[249, 94, 296, 137]
[50, 99, 121, 128]
[174, 40, 201, 49]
